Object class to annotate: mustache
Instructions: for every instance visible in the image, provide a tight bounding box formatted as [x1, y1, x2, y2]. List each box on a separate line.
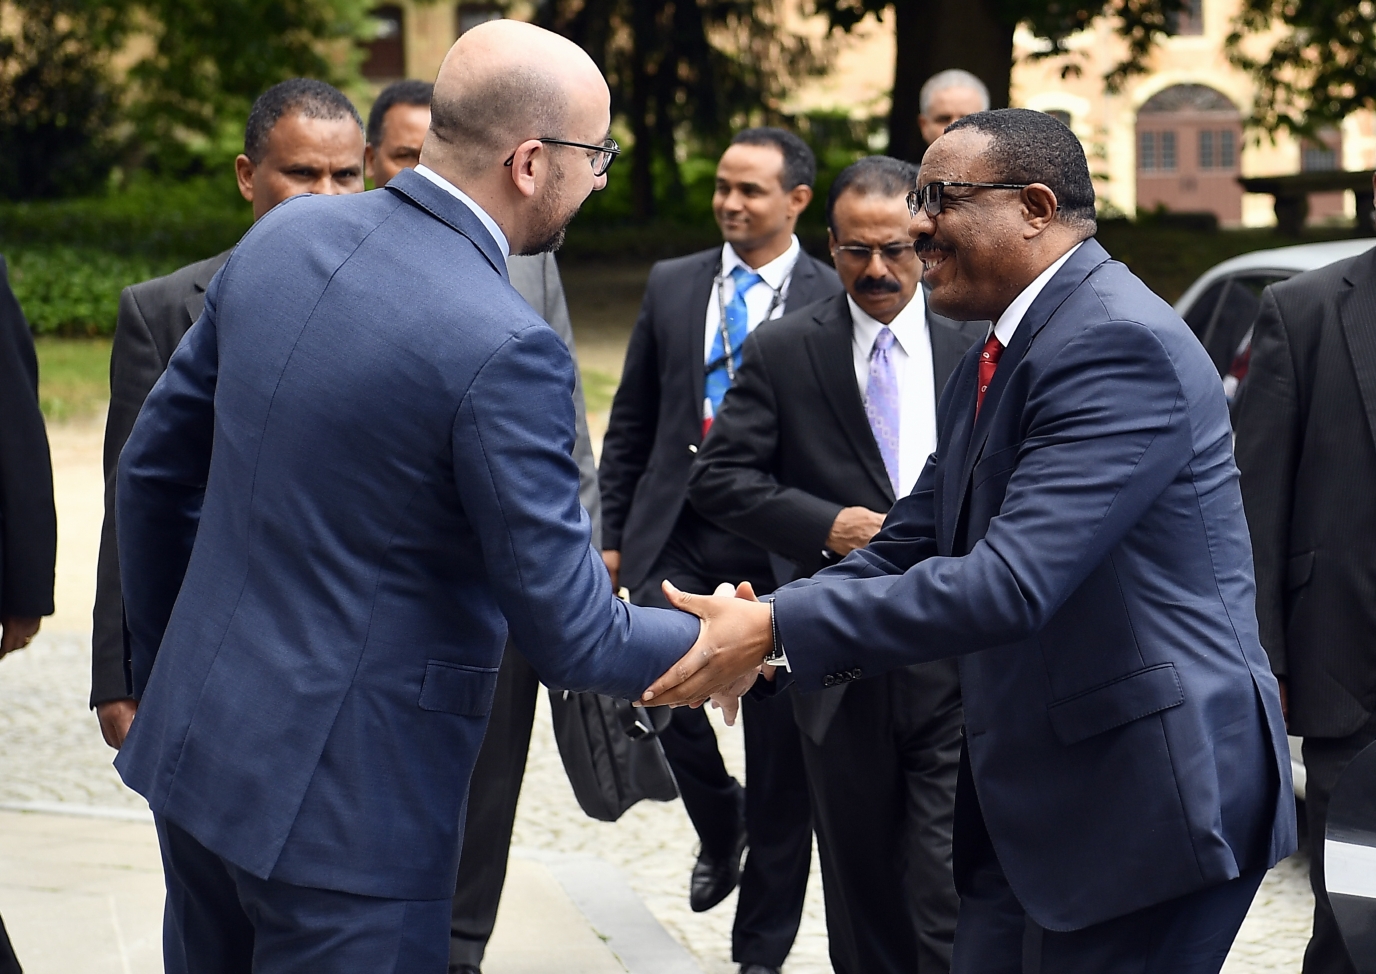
[853, 276, 902, 294]
[914, 238, 949, 255]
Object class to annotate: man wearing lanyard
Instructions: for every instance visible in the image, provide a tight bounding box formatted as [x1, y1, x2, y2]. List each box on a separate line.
[599, 128, 841, 974]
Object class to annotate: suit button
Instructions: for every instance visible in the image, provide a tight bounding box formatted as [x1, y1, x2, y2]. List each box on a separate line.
[823, 675, 836, 687]
[852, 668, 862, 680]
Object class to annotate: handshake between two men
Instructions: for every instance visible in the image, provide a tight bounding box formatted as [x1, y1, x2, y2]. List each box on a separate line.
[641, 580, 779, 724]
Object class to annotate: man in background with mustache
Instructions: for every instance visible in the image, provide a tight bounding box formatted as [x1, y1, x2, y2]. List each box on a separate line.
[689, 156, 982, 974]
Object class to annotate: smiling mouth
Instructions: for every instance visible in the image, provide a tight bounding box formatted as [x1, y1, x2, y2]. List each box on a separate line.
[919, 250, 952, 273]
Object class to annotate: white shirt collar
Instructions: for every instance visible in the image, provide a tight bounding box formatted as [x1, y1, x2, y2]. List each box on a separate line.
[413, 164, 510, 260]
[847, 286, 928, 355]
[991, 241, 1084, 347]
[722, 236, 801, 293]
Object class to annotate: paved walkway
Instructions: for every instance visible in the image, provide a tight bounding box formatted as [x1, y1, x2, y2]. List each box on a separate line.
[0, 416, 1320, 973]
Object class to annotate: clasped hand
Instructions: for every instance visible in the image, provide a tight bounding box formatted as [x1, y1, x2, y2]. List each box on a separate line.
[639, 580, 776, 724]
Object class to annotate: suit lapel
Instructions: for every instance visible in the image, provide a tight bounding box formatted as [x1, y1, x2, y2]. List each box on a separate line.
[806, 293, 896, 504]
[784, 253, 822, 311]
[686, 250, 721, 435]
[943, 239, 1112, 547]
[184, 250, 231, 329]
[386, 169, 510, 280]
[1340, 249, 1376, 460]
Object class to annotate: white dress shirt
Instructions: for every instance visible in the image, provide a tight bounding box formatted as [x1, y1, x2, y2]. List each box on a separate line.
[991, 241, 1084, 347]
[703, 236, 802, 361]
[414, 164, 510, 260]
[848, 289, 937, 495]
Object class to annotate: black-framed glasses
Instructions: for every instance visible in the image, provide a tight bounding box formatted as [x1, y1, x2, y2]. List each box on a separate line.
[504, 137, 621, 177]
[831, 242, 917, 265]
[906, 181, 1031, 217]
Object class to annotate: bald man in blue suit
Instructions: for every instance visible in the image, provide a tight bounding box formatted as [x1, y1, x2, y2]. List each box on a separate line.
[114, 23, 697, 973]
[649, 110, 1294, 974]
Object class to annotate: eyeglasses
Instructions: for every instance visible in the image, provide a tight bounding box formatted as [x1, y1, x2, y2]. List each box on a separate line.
[504, 137, 621, 177]
[906, 181, 1031, 217]
[831, 242, 918, 266]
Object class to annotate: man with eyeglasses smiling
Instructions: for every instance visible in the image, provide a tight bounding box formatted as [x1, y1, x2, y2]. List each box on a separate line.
[645, 109, 1294, 974]
[689, 155, 983, 974]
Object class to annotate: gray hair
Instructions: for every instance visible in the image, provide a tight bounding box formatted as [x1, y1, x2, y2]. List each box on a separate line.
[919, 70, 991, 116]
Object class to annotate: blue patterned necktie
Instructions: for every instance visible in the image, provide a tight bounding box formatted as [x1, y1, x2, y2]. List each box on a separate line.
[866, 326, 901, 494]
[703, 265, 763, 434]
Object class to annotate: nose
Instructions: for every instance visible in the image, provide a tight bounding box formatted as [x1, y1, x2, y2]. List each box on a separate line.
[866, 250, 888, 275]
[909, 208, 936, 238]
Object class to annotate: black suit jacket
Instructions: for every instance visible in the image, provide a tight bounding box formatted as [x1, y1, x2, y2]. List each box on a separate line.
[600, 246, 843, 591]
[1234, 245, 1376, 739]
[91, 250, 600, 706]
[688, 290, 983, 742]
[0, 256, 57, 620]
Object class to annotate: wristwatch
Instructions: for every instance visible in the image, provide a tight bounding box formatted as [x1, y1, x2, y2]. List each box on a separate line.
[763, 599, 789, 670]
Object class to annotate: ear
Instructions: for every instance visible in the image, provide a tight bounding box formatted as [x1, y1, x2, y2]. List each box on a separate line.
[235, 154, 256, 204]
[1020, 183, 1059, 238]
[827, 228, 838, 253]
[786, 183, 814, 219]
[364, 144, 376, 183]
[506, 139, 545, 200]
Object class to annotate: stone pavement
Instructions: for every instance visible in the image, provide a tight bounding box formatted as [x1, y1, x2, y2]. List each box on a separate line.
[0, 631, 1319, 973]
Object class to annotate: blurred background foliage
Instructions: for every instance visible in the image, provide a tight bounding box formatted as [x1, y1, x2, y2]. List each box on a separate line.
[2, 0, 1373, 336]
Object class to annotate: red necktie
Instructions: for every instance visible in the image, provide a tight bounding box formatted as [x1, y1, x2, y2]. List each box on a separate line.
[976, 333, 1004, 417]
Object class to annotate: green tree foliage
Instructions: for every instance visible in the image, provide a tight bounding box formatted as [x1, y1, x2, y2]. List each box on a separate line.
[1227, 0, 1376, 135]
[0, 0, 126, 199]
[536, 0, 831, 219]
[127, 0, 373, 170]
[814, 0, 1191, 161]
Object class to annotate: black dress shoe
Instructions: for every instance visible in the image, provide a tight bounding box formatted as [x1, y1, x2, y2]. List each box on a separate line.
[690, 825, 748, 912]
[739, 965, 781, 974]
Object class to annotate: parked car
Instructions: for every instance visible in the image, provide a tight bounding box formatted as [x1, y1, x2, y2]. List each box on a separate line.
[1174, 236, 1376, 804]
[1173, 238, 1376, 407]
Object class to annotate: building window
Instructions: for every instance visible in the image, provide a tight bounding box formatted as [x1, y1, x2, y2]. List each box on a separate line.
[1160, 130, 1177, 171]
[1140, 131, 1155, 171]
[1301, 130, 1340, 172]
[362, 5, 405, 80]
[457, 3, 503, 35]
[1168, 0, 1204, 35]
[1199, 130, 1236, 169]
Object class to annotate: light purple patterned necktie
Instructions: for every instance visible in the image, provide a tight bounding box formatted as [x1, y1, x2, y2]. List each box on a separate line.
[865, 326, 901, 494]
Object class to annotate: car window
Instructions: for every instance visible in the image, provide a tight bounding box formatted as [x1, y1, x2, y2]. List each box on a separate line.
[1182, 278, 1228, 340]
[1190, 272, 1293, 381]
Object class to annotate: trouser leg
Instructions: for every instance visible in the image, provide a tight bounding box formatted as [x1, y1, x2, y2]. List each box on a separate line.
[633, 567, 744, 859]
[1301, 716, 1376, 974]
[894, 662, 963, 974]
[449, 644, 540, 971]
[0, 913, 21, 974]
[156, 816, 256, 974]
[949, 747, 1025, 974]
[731, 690, 812, 968]
[800, 676, 920, 974]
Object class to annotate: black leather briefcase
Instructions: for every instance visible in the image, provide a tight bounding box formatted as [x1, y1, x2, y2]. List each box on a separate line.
[547, 689, 679, 822]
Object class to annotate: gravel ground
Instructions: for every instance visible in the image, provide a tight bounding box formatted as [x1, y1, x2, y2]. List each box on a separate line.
[0, 631, 1315, 973]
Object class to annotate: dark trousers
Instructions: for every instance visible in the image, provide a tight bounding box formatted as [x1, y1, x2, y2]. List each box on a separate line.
[1302, 713, 1376, 974]
[632, 516, 813, 968]
[950, 750, 1264, 974]
[449, 643, 540, 971]
[156, 816, 450, 973]
[799, 662, 962, 974]
[0, 914, 20, 974]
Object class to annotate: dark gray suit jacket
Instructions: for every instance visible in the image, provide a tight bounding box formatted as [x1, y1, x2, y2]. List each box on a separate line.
[91, 249, 599, 706]
[688, 289, 983, 742]
[1234, 245, 1376, 739]
[599, 246, 843, 591]
[0, 255, 57, 621]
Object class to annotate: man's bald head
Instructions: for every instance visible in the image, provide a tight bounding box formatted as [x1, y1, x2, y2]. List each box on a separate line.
[426, 20, 606, 177]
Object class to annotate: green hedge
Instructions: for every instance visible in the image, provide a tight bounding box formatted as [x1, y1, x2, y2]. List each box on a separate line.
[7, 248, 181, 336]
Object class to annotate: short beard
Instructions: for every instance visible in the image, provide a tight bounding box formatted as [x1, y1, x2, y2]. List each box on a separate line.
[518, 164, 578, 256]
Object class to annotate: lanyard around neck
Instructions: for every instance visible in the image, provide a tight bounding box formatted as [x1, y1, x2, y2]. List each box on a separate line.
[709, 254, 798, 383]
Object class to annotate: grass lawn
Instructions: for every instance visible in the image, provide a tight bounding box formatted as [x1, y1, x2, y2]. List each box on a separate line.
[35, 336, 110, 423]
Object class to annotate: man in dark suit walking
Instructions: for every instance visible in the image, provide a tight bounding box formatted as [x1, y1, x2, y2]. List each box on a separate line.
[690, 156, 981, 974]
[365, 77, 603, 974]
[91, 78, 365, 748]
[599, 127, 841, 972]
[0, 255, 58, 974]
[114, 22, 699, 971]
[648, 109, 1294, 974]
[1233, 184, 1376, 974]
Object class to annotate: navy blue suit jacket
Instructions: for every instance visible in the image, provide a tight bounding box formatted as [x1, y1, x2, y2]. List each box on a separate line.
[772, 239, 1294, 930]
[114, 169, 698, 901]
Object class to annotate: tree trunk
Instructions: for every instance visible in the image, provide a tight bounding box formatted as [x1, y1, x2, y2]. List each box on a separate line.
[887, 0, 1015, 162]
[628, 0, 657, 220]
